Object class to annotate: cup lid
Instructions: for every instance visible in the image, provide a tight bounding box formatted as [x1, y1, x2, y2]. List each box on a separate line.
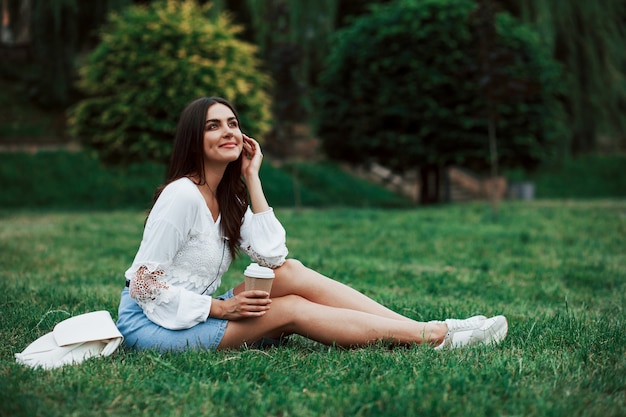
[244, 263, 275, 279]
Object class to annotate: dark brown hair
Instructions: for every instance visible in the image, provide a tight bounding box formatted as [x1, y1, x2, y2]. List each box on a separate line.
[152, 97, 248, 258]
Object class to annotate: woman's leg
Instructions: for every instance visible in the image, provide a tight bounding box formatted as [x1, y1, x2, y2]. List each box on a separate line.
[234, 259, 413, 322]
[217, 294, 447, 350]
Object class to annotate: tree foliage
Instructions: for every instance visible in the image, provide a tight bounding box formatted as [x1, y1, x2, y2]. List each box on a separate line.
[67, 0, 271, 165]
[235, 0, 339, 156]
[2, 0, 131, 107]
[509, 0, 626, 154]
[212, 1, 386, 157]
[316, 0, 566, 176]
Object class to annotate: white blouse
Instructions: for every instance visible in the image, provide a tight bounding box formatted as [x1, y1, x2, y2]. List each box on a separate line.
[125, 177, 288, 330]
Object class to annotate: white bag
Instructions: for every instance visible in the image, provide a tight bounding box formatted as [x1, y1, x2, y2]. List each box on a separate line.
[15, 310, 123, 370]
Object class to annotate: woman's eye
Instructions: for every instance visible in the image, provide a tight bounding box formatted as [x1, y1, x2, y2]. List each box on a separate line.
[229, 121, 238, 128]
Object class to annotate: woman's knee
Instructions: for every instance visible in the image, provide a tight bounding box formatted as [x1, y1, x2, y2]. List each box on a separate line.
[273, 293, 305, 310]
[269, 294, 308, 327]
[275, 259, 305, 276]
[273, 259, 310, 293]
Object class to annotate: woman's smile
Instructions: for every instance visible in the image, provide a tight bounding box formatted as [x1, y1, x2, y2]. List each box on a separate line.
[203, 103, 243, 163]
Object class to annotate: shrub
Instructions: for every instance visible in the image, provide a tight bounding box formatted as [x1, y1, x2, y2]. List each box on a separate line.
[0, 151, 414, 210]
[67, 0, 272, 165]
[0, 151, 164, 210]
[315, 0, 566, 175]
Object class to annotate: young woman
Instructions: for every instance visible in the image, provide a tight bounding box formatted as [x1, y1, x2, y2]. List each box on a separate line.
[116, 97, 508, 352]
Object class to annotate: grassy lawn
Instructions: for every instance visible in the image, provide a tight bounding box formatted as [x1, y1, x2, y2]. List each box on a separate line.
[1, 201, 625, 416]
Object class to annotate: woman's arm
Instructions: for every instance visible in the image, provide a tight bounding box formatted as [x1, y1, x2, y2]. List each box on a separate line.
[239, 134, 288, 267]
[241, 134, 270, 214]
[208, 290, 272, 319]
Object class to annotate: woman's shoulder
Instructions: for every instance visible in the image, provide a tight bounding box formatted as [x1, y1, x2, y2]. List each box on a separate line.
[159, 177, 199, 200]
[153, 178, 203, 214]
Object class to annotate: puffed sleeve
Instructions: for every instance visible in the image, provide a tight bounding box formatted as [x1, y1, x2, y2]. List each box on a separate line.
[125, 181, 213, 330]
[239, 207, 288, 269]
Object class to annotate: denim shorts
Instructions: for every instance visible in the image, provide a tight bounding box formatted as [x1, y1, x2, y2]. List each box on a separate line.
[116, 287, 234, 352]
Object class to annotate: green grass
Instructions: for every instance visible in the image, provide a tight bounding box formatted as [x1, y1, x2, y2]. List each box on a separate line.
[505, 153, 626, 199]
[1, 201, 625, 416]
[0, 151, 412, 210]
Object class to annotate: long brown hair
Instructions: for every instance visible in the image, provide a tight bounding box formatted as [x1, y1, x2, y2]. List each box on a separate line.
[152, 97, 248, 258]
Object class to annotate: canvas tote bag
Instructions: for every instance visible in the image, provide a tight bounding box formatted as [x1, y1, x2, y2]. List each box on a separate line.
[15, 310, 123, 369]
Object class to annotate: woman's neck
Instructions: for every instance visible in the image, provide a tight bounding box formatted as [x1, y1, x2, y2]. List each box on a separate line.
[190, 164, 225, 190]
[192, 166, 225, 222]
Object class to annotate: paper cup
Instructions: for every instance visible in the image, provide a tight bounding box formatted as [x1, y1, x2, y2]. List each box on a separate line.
[244, 263, 275, 293]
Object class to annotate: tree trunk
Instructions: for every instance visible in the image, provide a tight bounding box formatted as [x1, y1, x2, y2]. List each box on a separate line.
[419, 164, 441, 205]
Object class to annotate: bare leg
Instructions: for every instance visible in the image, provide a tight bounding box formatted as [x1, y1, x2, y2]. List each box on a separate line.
[234, 259, 412, 322]
[217, 294, 447, 349]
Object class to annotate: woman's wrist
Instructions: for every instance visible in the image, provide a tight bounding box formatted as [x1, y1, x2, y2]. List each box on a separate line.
[244, 175, 270, 213]
[209, 298, 224, 319]
[243, 171, 261, 185]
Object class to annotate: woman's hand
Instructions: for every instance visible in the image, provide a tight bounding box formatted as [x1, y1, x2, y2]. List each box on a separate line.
[210, 290, 271, 320]
[241, 134, 262, 179]
[240, 134, 271, 213]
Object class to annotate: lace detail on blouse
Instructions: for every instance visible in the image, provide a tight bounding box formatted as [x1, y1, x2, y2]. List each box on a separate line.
[129, 266, 171, 313]
[242, 244, 285, 269]
[169, 234, 229, 289]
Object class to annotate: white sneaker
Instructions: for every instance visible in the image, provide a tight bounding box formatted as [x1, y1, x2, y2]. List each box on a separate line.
[430, 315, 486, 349]
[435, 315, 508, 350]
[431, 315, 487, 328]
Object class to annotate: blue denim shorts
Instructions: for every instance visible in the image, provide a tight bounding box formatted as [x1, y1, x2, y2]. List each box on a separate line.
[116, 288, 234, 352]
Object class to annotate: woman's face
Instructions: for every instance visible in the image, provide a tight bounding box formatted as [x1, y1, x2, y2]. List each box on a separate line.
[202, 103, 243, 165]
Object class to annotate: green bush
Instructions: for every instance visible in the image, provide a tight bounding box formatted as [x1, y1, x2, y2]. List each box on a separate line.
[0, 151, 164, 210]
[282, 162, 413, 208]
[316, 0, 566, 175]
[528, 154, 626, 198]
[67, 0, 272, 165]
[0, 152, 413, 210]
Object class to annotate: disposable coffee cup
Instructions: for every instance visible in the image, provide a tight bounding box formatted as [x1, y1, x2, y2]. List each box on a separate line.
[244, 263, 275, 293]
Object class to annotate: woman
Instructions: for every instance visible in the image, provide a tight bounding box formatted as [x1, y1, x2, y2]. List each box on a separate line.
[117, 97, 508, 352]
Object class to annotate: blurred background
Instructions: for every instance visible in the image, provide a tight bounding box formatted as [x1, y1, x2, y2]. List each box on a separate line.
[1, 0, 624, 210]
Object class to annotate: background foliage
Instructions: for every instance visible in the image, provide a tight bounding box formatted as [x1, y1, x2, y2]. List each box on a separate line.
[2, 0, 132, 108]
[67, 0, 272, 165]
[2, 0, 623, 156]
[0, 151, 413, 210]
[241, 0, 339, 157]
[510, 0, 626, 154]
[1, 151, 624, 212]
[316, 0, 565, 177]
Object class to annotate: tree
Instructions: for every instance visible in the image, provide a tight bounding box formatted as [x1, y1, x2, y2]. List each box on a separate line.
[475, 0, 501, 214]
[1, 0, 131, 107]
[506, 0, 626, 154]
[316, 0, 565, 203]
[213, 0, 388, 157]
[67, 0, 271, 165]
[236, 0, 339, 157]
